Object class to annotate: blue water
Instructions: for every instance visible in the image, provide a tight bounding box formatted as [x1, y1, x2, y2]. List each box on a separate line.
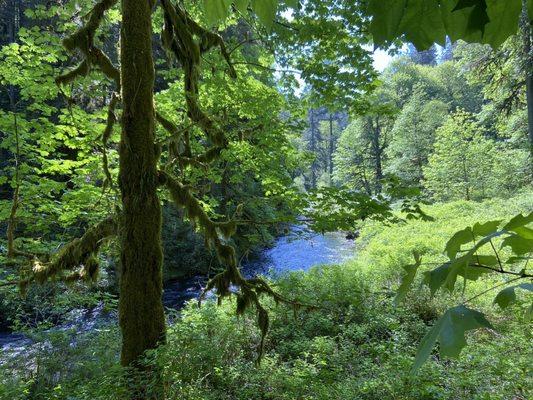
[1, 225, 355, 355]
[243, 224, 356, 277]
[163, 224, 355, 308]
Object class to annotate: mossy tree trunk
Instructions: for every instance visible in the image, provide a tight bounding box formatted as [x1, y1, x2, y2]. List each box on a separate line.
[118, 0, 165, 378]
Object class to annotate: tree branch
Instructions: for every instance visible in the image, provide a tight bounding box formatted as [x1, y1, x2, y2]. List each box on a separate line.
[56, 0, 120, 88]
[19, 216, 117, 291]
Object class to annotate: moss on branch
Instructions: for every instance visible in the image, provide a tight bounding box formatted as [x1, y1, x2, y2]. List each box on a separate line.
[20, 216, 117, 292]
[56, 0, 120, 88]
[160, 170, 313, 362]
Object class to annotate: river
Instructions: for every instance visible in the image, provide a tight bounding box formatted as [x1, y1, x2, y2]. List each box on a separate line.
[1, 225, 355, 358]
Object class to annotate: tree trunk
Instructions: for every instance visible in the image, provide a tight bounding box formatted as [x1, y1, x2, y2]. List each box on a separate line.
[521, 0, 533, 179]
[309, 109, 317, 189]
[372, 118, 383, 194]
[329, 113, 334, 178]
[118, 0, 165, 381]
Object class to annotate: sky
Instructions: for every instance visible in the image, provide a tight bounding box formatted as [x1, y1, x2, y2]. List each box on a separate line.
[372, 48, 394, 72]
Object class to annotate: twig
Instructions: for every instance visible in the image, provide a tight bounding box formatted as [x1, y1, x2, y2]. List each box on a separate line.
[489, 239, 504, 272]
[463, 276, 525, 304]
[232, 61, 300, 74]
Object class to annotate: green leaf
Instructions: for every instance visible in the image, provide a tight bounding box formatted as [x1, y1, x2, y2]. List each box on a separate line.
[441, 0, 480, 42]
[394, 251, 422, 305]
[398, 0, 446, 49]
[443, 254, 469, 291]
[506, 256, 532, 264]
[460, 255, 497, 280]
[424, 262, 451, 296]
[439, 305, 493, 357]
[503, 211, 533, 231]
[513, 226, 533, 240]
[203, 0, 231, 25]
[367, 0, 520, 50]
[412, 305, 493, 373]
[494, 283, 533, 309]
[444, 231, 504, 292]
[453, 0, 484, 10]
[501, 234, 533, 255]
[472, 220, 501, 236]
[451, 0, 489, 36]
[472, 254, 498, 266]
[234, 0, 249, 13]
[411, 311, 446, 373]
[284, 0, 299, 8]
[368, 0, 407, 47]
[251, 0, 279, 29]
[482, 0, 522, 48]
[445, 227, 473, 259]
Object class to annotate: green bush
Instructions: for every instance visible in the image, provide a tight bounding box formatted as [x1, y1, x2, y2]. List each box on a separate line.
[2, 195, 532, 399]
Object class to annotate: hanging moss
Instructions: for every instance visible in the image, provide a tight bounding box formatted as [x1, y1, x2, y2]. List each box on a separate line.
[55, 60, 90, 86]
[57, 0, 120, 88]
[154, 0, 320, 363]
[32, 216, 117, 283]
[161, 169, 313, 361]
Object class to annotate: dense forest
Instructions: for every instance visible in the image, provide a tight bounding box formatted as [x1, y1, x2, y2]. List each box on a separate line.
[0, 1, 532, 399]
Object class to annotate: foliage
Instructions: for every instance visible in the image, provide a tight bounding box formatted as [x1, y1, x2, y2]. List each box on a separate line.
[368, 0, 533, 50]
[332, 92, 396, 194]
[385, 89, 449, 185]
[1, 1, 532, 398]
[424, 111, 528, 201]
[0, 23, 115, 237]
[273, 1, 377, 108]
[396, 211, 533, 372]
[3, 195, 532, 399]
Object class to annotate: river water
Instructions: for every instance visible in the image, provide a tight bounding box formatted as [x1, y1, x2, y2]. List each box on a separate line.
[1, 225, 355, 357]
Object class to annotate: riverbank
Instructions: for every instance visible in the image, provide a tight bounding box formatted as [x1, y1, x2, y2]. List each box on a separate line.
[0, 225, 355, 358]
[2, 197, 532, 399]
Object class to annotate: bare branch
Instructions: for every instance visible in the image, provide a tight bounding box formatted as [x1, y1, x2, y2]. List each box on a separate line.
[101, 92, 119, 190]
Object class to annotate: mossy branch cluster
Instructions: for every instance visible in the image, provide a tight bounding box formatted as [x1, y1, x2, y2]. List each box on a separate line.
[56, 0, 120, 87]
[20, 216, 117, 293]
[28, 0, 309, 363]
[159, 0, 235, 152]
[157, 0, 314, 361]
[21, 1, 123, 291]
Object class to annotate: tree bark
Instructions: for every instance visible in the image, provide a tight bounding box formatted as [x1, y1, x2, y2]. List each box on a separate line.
[372, 118, 383, 194]
[520, 0, 533, 179]
[118, 0, 165, 379]
[329, 113, 334, 178]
